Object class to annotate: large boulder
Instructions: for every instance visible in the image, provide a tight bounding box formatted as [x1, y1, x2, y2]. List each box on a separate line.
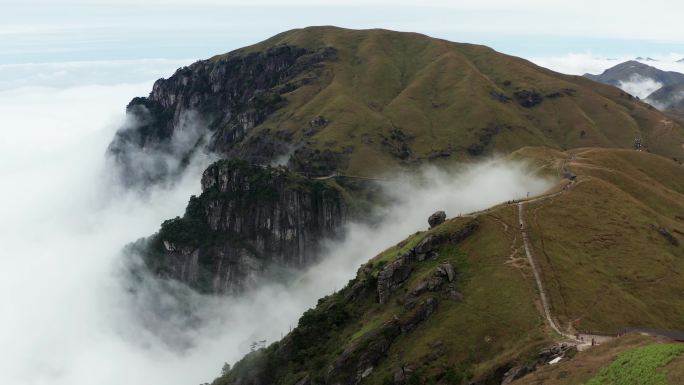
[428, 210, 446, 228]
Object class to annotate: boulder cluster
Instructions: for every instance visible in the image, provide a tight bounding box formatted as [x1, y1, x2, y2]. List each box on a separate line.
[377, 219, 478, 305]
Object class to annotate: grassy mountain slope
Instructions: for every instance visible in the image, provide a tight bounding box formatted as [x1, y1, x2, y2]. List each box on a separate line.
[213, 147, 684, 385]
[513, 147, 684, 334]
[216, 215, 550, 385]
[115, 26, 684, 180]
[240, 28, 684, 174]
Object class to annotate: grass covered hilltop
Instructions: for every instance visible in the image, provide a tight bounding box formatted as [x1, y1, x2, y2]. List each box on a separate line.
[110, 26, 684, 182]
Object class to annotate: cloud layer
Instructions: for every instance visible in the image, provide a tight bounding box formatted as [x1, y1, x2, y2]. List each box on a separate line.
[530, 53, 684, 77]
[0, 59, 189, 90]
[618, 74, 664, 99]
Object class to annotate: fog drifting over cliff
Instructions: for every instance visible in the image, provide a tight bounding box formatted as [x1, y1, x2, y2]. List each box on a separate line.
[0, 62, 552, 385]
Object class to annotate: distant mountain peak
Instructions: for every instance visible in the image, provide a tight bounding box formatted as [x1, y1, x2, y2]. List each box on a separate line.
[583, 59, 684, 97]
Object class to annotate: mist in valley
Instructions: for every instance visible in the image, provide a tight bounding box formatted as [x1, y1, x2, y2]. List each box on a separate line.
[0, 64, 553, 385]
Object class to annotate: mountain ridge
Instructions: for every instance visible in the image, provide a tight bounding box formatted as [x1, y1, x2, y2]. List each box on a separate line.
[109, 26, 684, 186]
[583, 60, 684, 89]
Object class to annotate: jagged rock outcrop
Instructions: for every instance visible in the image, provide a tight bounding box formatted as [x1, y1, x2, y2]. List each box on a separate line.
[404, 262, 458, 310]
[378, 219, 479, 304]
[107, 44, 336, 185]
[377, 251, 415, 305]
[136, 159, 346, 294]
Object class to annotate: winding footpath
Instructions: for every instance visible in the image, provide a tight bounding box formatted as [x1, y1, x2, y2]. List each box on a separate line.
[518, 200, 576, 340]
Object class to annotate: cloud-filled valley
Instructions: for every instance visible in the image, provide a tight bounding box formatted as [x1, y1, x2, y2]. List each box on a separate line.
[0, 61, 554, 385]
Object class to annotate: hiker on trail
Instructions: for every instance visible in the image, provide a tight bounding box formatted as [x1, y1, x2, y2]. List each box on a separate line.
[527, 192, 530, 198]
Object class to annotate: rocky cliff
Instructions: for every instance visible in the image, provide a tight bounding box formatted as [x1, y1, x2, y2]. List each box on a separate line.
[133, 159, 346, 294]
[108, 44, 336, 185]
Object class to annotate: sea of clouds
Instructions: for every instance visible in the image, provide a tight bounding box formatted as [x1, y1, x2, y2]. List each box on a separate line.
[0, 59, 553, 385]
[530, 53, 684, 99]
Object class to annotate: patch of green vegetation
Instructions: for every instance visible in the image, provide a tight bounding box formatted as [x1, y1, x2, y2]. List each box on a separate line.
[585, 343, 684, 385]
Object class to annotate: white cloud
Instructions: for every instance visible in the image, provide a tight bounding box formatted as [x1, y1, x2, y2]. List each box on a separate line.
[530, 53, 684, 100]
[529, 53, 622, 76]
[530, 52, 684, 76]
[618, 74, 663, 99]
[0, 59, 189, 90]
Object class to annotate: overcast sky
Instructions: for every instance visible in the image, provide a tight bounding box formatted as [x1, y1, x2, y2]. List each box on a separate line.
[3, 0, 684, 66]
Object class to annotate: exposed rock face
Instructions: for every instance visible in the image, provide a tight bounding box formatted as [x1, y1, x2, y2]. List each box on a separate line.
[439, 262, 456, 282]
[514, 90, 544, 108]
[378, 220, 479, 304]
[413, 234, 442, 261]
[404, 262, 458, 310]
[377, 251, 415, 305]
[428, 210, 446, 228]
[652, 224, 680, 246]
[138, 159, 346, 294]
[107, 44, 336, 185]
